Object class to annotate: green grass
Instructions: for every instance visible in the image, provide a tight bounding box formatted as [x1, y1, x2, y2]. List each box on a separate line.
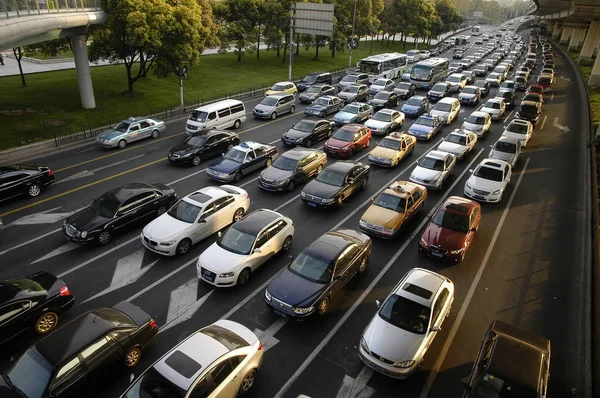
[23, 49, 74, 60]
[561, 45, 600, 129]
[0, 39, 429, 150]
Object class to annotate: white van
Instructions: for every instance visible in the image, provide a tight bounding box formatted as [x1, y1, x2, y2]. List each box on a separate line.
[186, 99, 246, 134]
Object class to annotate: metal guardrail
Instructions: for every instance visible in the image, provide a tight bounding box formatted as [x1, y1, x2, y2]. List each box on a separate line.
[0, 0, 100, 19]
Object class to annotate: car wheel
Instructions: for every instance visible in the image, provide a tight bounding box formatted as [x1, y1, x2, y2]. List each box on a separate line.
[305, 138, 313, 148]
[176, 239, 192, 256]
[282, 235, 293, 251]
[266, 157, 272, 167]
[234, 119, 241, 129]
[287, 180, 296, 192]
[361, 177, 369, 190]
[97, 230, 113, 245]
[125, 347, 142, 367]
[157, 205, 168, 216]
[320, 111, 326, 118]
[27, 183, 42, 197]
[316, 164, 324, 175]
[417, 203, 424, 214]
[317, 297, 330, 315]
[239, 369, 257, 394]
[290, 105, 296, 114]
[237, 268, 251, 285]
[234, 171, 242, 182]
[192, 156, 201, 166]
[151, 129, 159, 139]
[118, 139, 127, 149]
[358, 257, 368, 273]
[271, 112, 278, 120]
[233, 207, 245, 222]
[35, 312, 58, 335]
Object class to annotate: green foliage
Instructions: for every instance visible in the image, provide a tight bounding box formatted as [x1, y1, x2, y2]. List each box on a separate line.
[24, 38, 71, 58]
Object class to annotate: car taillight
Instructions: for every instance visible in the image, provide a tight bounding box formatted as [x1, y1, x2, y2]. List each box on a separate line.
[47, 169, 53, 177]
[149, 319, 157, 329]
[59, 286, 71, 296]
[258, 341, 264, 351]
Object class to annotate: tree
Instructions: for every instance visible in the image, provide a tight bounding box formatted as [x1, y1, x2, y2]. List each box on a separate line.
[12, 47, 26, 87]
[434, 0, 462, 35]
[24, 38, 71, 58]
[214, 0, 258, 63]
[262, 0, 289, 58]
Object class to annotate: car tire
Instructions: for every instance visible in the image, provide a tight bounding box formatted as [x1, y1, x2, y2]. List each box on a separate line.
[316, 164, 324, 175]
[35, 312, 58, 335]
[361, 177, 369, 190]
[151, 130, 159, 139]
[282, 235, 293, 251]
[97, 230, 113, 245]
[192, 156, 201, 166]
[305, 138, 313, 148]
[317, 297, 330, 315]
[234, 119, 241, 129]
[27, 183, 42, 198]
[410, 146, 415, 156]
[358, 257, 368, 273]
[287, 180, 296, 192]
[118, 139, 127, 149]
[237, 268, 251, 285]
[266, 158, 272, 167]
[271, 112, 278, 120]
[234, 171, 243, 182]
[125, 347, 142, 368]
[233, 207, 245, 222]
[176, 238, 192, 256]
[239, 369, 257, 394]
[320, 111, 326, 118]
[157, 205, 168, 216]
[290, 105, 296, 114]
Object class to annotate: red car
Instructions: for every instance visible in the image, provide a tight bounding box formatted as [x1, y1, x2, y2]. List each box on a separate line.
[526, 84, 545, 96]
[323, 124, 372, 158]
[419, 196, 481, 263]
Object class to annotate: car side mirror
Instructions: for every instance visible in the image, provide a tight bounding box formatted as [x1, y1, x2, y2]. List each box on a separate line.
[198, 218, 207, 223]
[369, 197, 374, 202]
[221, 153, 225, 157]
[217, 231, 222, 238]
[10, 356, 14, 364]
[288, 255, 294, 261]
[461, 377, 473, 390]
[334, 274, 342, 281]
[469, 169, 474, 173]
[254, 248, 262, 254]
[375, 300, 381, 308]
[432, 325, 442, 332]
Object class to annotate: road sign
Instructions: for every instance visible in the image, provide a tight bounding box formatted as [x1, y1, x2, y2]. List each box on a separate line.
[294, 2, 334, 36]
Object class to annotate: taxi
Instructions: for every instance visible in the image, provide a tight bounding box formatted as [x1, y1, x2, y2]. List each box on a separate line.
[367, 132, 416, 168]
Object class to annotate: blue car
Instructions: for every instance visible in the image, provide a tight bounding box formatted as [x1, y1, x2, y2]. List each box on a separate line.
[400, 96, 429, 118]
[207, 141, 278, 182]
[304, 95, 343, 118]
[407, 114, 444, 140]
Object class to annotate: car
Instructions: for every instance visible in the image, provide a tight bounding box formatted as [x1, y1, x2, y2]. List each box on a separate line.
[489, 136, 521, 168]
[304, 95, 343, 118]
[121, 320, 264, 398]
[264, 81, 298, 96]
[462, 111, 492, 137]
[0, 271, 74, 345]
[485, 72, 503, 86]
[473, 65, 488, 76]
[446, 73, 468, 92]
[514, 75, 528, 91]
[409, 150, 456, 191]
[480, 98, 506, 120]
[421, 50, 430, 59]
[253, 93, 296, 119]
[437, 129, 478, 160]
[301, 161, 370, 207]
[465, 158, 512, 203]
[461, 70, 477, 85]
[338, 73, 370, 91]
[430, 97, 461, 125]
[368, 132, 416, 167]
[418, 196, 481, 262]
[338, 83, 370, 104]
[298, 84, 336, 103]
[427, 82, 453, 102]
[0, 301, 157, 398]
[429, 47, 439, 56]
[462, 320, 551, 398]
[369, 78, 395, 95]
[265, 229, 372, 317]
[359, 268, 454, 378]
[537, 73, 554, 91]
[141, 185, 250, 256]
[517, 65, 531, 78]
[368, 90, 400, 111]
[197, 209, 294, 287]
[207, 141, 278, 182]
[406, 49, 422, 63]
[473, 79, 491, 97]
[503, 118, 533, 147]
[168, 130, 240, 166]
[401, 96, 429, 118]
[453, 50, 464, 59]
[408, 114, 444, 140]
[448, 61, 464, 73]
[459, 59, 471, 70]
[541, 67, 555, 79]
[324, 124, 372, 157]
[364, 109, 405, 136]
[63, 182, 178, 245]
[0, 163, 54, 202]
[281, 118, 335, 147]
[458, 85, 482, 105]
[523, 92, 544, 104]
[498, 80, 516, 94]
[333, 102, 373, 125]
[96, 117, 166, 149]
[495, 90, 516, 109]
[526, 84, 545, 96]
[359, 181, 427, 238]
[516, 100, 542, 124]
[259, 148, 327, 192]
[493, 65, 509, 80]
[394, 82, 417, 99]
[543, 59, 555, 69]
[297, 71, 332, 92]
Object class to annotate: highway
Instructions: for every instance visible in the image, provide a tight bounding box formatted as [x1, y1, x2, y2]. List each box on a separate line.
[0, 24, 590, 398]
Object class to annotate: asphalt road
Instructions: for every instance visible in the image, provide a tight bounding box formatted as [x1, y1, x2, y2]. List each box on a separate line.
[0, 25, 590, 398]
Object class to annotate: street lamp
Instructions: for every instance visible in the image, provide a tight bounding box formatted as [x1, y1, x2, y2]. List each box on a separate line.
[348, 0, 358, 69]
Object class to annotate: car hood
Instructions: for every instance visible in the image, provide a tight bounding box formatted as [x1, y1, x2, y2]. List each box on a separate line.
[334, 111, 356, 120]
[306, 104, 327, 112]
[268, 268, 328, 307]
[370, 146, 398, 159]
[303, 179, 341, 199]
[65, 207, 110, 232]
[198, 243, 248, 273]
[260, 167, 293, 182]
[421, 221, 466, 250]
[254, 103, 273, 112]
[411, 166, 441, 181]
[363, 315, 425, 363]
[361, 205, 404, 228]
[209, 158, 241, 173]
[368, 99, 387, 106]
[326, 138, 352, 148]
[428, 90, 445, 96]
[489, 149, 517, 165]
[409, 124, 433, 134]
[401, 104, 420, 112]
[300, 92, 319, 100]
[98, 129, 124, 140]
[169, 142, 196, 154]
[458, 92, 476, 99]
[364, 119, 389, 130]
[438, 141, 466, 154]
[285, 128, 312, 139]
[338, 92, 356, 99]
[462, 121, 484, 132]
[143, 214, 191, 241]
[468, 175, 503, 192]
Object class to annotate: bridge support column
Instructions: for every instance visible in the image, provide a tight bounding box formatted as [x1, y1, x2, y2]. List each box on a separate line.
[71, 34, 96, 109]
[560, 26, 573, 45]
[580, 20, 600, 62]
[589, 54, 600, 86]
[569, 27, 586, 51]
[552, 24, 562, 40]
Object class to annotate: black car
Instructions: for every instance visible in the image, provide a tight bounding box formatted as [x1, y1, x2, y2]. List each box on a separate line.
[265, 229, 372, 317]
[473, 80, 491, 97]
[298, 84, 337, 103]
[301, 161, 370, 207]
[0, 301, 157, 398]
[516, 100, 542, 124]
[427, 82, 452, 102]
[462, 320, 550, 398]
[259, 148, 327, 192]
[281, 118, 335, 147]
[63, 182, 177, 245]
[367, 91, 399, 111]
[394, 82, 416, 100]
[297, 71, 332, 92]
[496, 90, 517, 109]
[0, 272, 74, 345]
[168, 130, 240, 166]
[0, 164, 54, 202]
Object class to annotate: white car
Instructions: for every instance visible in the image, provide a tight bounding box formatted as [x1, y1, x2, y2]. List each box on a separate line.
[369, 78, 395, 95]
[462, 111, 492, 137]
[464, 158, 512, 203]
[437, 129, 478, 160]
[458, 86, 481, 105]
[409, 150, 456, 191]
[141, 186, 250, 256]
[364, 109, 405, 136]
[359, 268, 454, 379]
[430, 97, 461, 125]
[480, 98, 506, 120]
[445, 73, 467, 92]
[502, 118, 533, 147]
[420, 50, 430, 59]
[485, 72, 503, 86]
[489, 136, 521, 168]
[197, 209, 294, 287]
[121, 320, 263, 398]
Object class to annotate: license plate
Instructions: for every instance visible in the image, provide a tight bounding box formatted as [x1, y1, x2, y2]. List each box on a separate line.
[274, 310, 288, 318]
[431, 252, 444, 258]
[372, 363, 389, 374]
[202, 273, 215, 282]
[307, 202, 317, 207]
[474, 195, 485, 200]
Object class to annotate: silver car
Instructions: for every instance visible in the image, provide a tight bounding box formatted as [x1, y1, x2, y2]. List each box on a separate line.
[369, 78, 395, 95]
[409, 150, 456, 191]
[489, 136, 521, 168]
[96, 117, 166, 149]
[253, 93, 296, 119]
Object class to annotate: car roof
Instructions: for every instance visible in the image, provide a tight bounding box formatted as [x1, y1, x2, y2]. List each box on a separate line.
[425, 150, 449, 160]
[448, 129, 468, 137]
[395, 268, 447, 306]
[267, 93, 294, 99]
[108, 182, 158, 203]
[497, 135, 521, 145]
[383, 180, 422, 199]
[184, 186, 232, 206]
[305, 71, 328, 77]
[281, 148, 319, 161]
[189, 130, 233, 138]
[232, 141, 265, 152]
[307, 230, 356, 261]
[521, 100, 540, 107]
[318, 95, 338, 101]
[510, 119, 530, 126]
[0, 276, 49, 303]
[329, 160, 360, 173]
[385, 132, 411, 141]
[470, 111, 489, 118]
[232, 209, 282, 236]
[448, 73, 464, 78]
[339, 123, 364, 132]
[486, 98, 503, 104]
[375, 108, 397, 115]
[438, 97, 458, 104]
[479, 158, 509, 170]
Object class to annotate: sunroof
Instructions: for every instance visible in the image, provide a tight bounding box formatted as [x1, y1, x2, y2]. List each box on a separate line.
[446, 203, 469, 214]
[165, 350, 202, 379]
[402, 283, 433, 300]
[188, 192, 212, 204]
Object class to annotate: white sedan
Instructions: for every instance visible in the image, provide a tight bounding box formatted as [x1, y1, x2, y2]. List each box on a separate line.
[141, 185, 250, 256]
[462, 111, 492, 137]
[197, 209, 294, 287]
[359, 268, 454, 378]
[480, 98, 506, 121]
[409, 150, 456, 191]
[464, 158, 512, 203]
[502, 119, 533, 147]
[437, 129, 478, 160]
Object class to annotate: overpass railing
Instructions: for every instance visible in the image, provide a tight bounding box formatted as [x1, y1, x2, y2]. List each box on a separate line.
[0, 0, 100, 19]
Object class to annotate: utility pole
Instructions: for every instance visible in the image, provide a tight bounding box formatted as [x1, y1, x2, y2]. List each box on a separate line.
[288, 4, 295, 81]
[178, 66, 188, 111]
[348, 0, 358, 69]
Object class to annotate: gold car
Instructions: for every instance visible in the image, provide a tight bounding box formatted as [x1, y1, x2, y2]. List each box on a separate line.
[359, 181, 427, 238]
[265, 81, 298, 97]
[367, 132, 416, 167]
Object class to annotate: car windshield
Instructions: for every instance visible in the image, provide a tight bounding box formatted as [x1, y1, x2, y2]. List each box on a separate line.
[341, 105, 360, 114]
[306, 86, 321, 93]
[406, 98, 423, 107]
[450, 62, 461, 68]
[224, 148, 246, 163]
[332, 128, 355, 142]
[486, 101, 502, 109]
[520, 104, 539, 115]
[344, 85, 360, 93]
[433, 209, 470, 232]
[184, 135, 208, 147]
[261, 97, 278, 106]
[467, 115, 486, 124]
[373, 79, 388, 86]
[378, 294, 430, 335]
[463, 87, 477, 94]
[372, 112, 392, 122]
[114, 121, 131, 132]
[415, 117, 435, 127]
[316, 169, 346, 186]
[447, 76, 460, 83]
[341, 75, 358, 83]
[90, 194, 120, 218]
[410, 65, 433, 81]
[272, 155, 298, 171]
[434, 103, 452, 112]
[445, 134, 467, 145]
[500, 82, 514, 89]
[167, 200, 202, 223]
[313, 97, 329, 106]
[217, 226, 256, 255]
[302, 74, 318, 83]
[123, 366, 186, 398]
[432, 83, 448, 92]
[475, 81, 487, 88]
[475, 165, 504, 182]
[289, 251, 334, 284]
[271, 83, 286, 91]
[508, 122, 528, 133]
[190, 111, 208, 123]
[418, 156, 444, 171]
[523, 95, 540, 102]
[374, 193, 407, 213]
[6, 349, 53, 398]
[494, 141, 517, 153]
[396, 83, 411, 91]
[379, 138, 402, 150]
[488, 73, 500, 79]
[293, 120, 315, 132]
[374, 92, 390, 100]
[538, 78, 551, 85]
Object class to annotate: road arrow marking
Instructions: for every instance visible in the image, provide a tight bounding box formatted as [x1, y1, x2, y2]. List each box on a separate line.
[160, 278, 214, 333]
[553, 117, 570, 133]
[54, 170, 96, 185]
[84, 249, 158, 303]
[560, 75, 571, 81]
[30, 242, 81, 265]
[11, 207, 81, 225]
[335, 366, 375, 398]
[253, 317, 289, 352]
[55, 154, 146, 185]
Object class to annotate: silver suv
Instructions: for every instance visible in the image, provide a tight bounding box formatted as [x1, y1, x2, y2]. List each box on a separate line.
[253, 93, 296, 120]
[338, 73, 370, 91]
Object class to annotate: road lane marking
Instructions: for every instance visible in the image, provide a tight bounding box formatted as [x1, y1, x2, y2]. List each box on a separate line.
[30, 242, 80, 265]
[540, 115, 547, 130]
[273, 149, 485, 398]
[335, 366, 375, 398]
[253, 317, 289, 352]
[160, 279, 214, 333]
[10, 206, 64, 225]
[126, 257, 197, 302]
[505, 109, 514, 120]
[0, 227, 62, 256]
[56, 154, 147, 185]
[418, 158, 530, 397]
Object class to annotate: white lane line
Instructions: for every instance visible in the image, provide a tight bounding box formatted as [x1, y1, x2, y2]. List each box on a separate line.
[168, 167, 208, 185]
[551, 92, 554, 101]
[0, 227, 62, 256]
[160, 279, 214, 333]
[540, 115, 548, 130]
[91, 154, 146, 172]
[10, 206, 63, 225]
[335, 366, 375, 398]
[273, 149, 485, 398]
[253, 317, 289, 352]
[30, 242, 81, 265]
[126, 257, 196, 302]
[505, 109, 515, 121]
[77, 146, 97, 154]
[419, 157, 531, 397]
[55, 155, 146, 185]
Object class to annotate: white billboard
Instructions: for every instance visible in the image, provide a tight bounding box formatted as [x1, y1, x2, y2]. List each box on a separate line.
[473, 11, 484, 17]
[294, 2, 334, 36]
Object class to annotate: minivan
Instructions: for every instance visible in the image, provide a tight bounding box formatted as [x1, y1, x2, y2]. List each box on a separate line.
[297, 72, 333, 92]
[253, 93, 296, 119]
[186, 99, 246, 134]
[406, 49, 422, 63]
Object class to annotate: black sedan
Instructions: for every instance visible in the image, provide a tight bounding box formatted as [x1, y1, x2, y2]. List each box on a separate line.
[0, 164, 54, 202]
[367, 91, 399, 111]
[168, 130, 240, 166]
[265, 229, 372, 317]
[473, 80, 491, 97]
[62, 182, 177, 245]
[497, 90, 517, 109]
[298, 84, 337, 103]
[427, 82, 452, 102]
[281, 118, 335, 148]
[258, 148, 327, 192]
[394, 82, 416, 100]
[0, 271, 74, 345]
[0, 301, 157, 398]
[301, 161, 369, 207]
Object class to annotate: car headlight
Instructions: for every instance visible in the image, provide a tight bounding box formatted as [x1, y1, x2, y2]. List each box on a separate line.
[394, 360, 416, 368]
[265, 290, 272, 301]
[292, 306, 315, 314]
[301, 192, 306, 198]
[219, 272, 235, 278]
[420, 237, 429, 247]
[492, 189, 501, 195]
[466, 181, 472, 189]
[382, 227, 395, 235]
[450, 248, 464, 254]
[360, 337, 370, 353]
[182, 153, 192, 157]
[160, 240, 177, 246]
[322, 198, 335, 204]
[359, 219, 368, 227]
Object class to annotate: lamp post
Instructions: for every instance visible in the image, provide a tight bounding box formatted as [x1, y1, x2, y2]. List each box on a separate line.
[348, 0, 358, 69]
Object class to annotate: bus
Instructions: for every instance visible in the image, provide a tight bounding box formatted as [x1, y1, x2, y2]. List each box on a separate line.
[471, 25, 481, 36]
[357, 53, 409, 82]
[406, 58, 450, 89]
